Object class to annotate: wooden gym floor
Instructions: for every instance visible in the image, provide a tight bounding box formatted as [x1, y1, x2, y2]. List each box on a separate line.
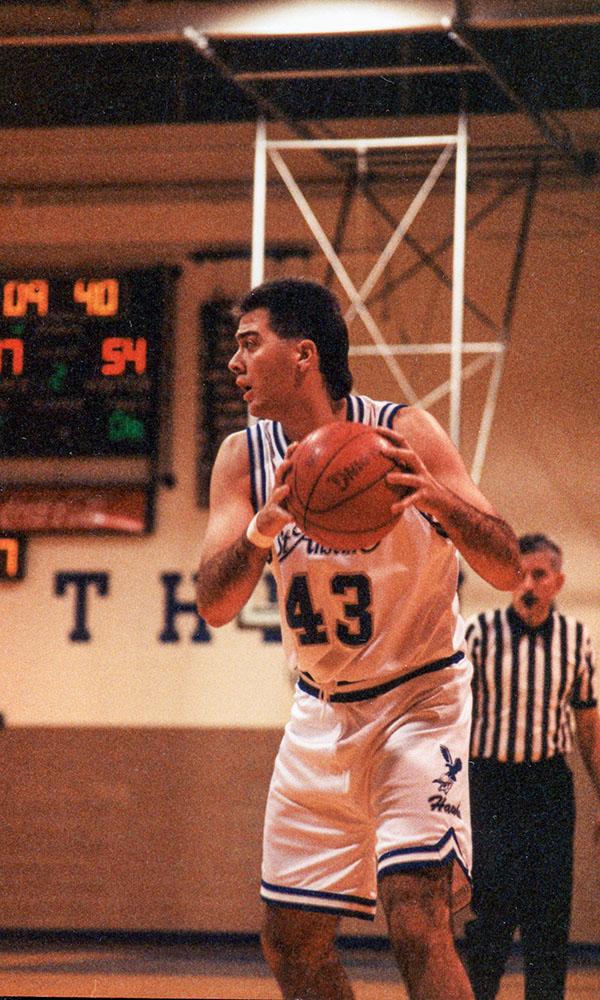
[0, 934, 598, 999]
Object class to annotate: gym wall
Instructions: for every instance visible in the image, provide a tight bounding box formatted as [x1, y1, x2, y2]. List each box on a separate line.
[0, 114, 598, 940]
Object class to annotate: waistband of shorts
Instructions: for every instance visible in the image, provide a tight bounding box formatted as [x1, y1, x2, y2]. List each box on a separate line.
[297, 651, 465, 703]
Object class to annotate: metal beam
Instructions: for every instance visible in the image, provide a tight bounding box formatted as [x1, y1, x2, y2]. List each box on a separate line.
[469, 158, 540, 483]
[1, 1, 600, 45]
[447, 22, 598, 175]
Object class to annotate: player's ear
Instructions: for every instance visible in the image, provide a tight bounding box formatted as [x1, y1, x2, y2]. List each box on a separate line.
[295, 338, 318, 373]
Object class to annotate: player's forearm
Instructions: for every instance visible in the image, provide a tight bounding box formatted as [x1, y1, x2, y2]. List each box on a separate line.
[196, 534, 270, 627]
[431, 491, 522, 590]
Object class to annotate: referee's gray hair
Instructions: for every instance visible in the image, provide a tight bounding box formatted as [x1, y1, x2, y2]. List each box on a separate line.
[518, 533, 563, 570]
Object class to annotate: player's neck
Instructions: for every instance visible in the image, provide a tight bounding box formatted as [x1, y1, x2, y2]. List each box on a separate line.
[280, 394, 346, 442]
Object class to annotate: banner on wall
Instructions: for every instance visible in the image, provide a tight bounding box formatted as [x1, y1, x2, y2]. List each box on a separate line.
[0, 483, 152, 534]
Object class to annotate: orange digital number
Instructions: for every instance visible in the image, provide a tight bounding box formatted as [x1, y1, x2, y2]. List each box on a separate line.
[73, 278, 119, 316]
[2, 280, 49, 317]
[101, 337, 147, 376]
[0, 338, 24, 375]
[0, 537, 20, 578]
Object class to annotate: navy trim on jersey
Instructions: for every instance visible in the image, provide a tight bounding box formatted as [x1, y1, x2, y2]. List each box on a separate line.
[298, 651, 464, 703]
[273, 421, 288, 459]
[417, 509, 450, 540]
[377, 401, 405, 428]
[478, 612, 491, 757]
[246, 427, 259, 514]
[258, 426, 269, 508]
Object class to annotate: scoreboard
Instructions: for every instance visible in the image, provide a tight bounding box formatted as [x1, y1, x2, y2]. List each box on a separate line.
[0, 267, 175, 458]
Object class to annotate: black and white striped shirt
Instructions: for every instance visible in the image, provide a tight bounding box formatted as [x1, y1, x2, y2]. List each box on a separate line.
[466, 606, 597, 763]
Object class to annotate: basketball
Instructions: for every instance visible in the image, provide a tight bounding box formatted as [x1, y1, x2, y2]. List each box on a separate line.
[284, 421, 408, 550]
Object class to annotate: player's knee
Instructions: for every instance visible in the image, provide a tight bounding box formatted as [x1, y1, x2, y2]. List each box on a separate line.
[380, 868, 454, 967]
[260, 905, 334, 976]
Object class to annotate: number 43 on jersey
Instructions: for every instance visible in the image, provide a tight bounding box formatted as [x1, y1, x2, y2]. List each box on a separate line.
[285, 572, 373, 647]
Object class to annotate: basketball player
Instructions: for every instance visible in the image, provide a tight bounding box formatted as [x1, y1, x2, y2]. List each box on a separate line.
[196, 278, 522, 1000]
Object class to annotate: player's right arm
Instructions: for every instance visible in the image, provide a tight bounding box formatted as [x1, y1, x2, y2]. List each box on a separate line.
[196, 431, 292, 627]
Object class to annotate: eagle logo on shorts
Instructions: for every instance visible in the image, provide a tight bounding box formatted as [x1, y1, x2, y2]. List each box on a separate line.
[432, 744, 463, 794]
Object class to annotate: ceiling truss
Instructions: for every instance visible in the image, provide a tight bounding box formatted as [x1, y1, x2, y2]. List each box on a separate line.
[1, 1, 597, 482]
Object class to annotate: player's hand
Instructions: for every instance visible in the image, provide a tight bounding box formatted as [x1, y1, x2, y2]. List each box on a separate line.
[378, 427, 447, 517]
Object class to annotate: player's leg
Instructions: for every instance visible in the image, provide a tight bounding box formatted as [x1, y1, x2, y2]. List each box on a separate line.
[381, 865, 473, 1000]
[372, 657, 474, 999]
[261, 904, 354, 1000]
[260, 688, 377, 996]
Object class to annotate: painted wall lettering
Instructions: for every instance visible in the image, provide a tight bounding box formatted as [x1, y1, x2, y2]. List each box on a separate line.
[54, 571, 110, 642]
[47, 570, 278, 644]
[159, 573, 211, 643]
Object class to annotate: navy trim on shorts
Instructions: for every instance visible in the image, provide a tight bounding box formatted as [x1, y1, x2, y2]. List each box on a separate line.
[260, 880, 376, 922]
[297, 651, 464, 703]
[377, 829, 471, 884]
[261, 881, 376, 907]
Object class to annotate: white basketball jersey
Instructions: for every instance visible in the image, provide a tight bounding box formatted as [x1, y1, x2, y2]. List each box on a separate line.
[246, 394, 465, 688]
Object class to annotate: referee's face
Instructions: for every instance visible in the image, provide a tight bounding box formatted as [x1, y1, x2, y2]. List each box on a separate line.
[512, 550, 565, 626]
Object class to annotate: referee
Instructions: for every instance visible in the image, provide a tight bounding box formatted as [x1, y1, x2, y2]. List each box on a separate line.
[463, 533, 600, 1000]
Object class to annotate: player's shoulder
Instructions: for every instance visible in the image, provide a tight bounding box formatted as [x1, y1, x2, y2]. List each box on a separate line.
[391, 405, 459, 466]
[213, 428, 250, 471]
[393, 404, 445, 437]
[216, 419, 281, 473]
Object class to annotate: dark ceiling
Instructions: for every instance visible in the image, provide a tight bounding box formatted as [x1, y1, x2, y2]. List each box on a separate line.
[0, 2, 598, 169]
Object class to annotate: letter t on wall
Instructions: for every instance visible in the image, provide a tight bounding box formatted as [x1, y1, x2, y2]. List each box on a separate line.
[54, 571, 109, 642]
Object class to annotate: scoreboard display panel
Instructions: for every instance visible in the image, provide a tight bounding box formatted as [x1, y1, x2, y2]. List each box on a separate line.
[0, 267, 174, 458]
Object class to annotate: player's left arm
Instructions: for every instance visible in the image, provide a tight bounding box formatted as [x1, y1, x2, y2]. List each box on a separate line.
[383, 406, 522, 590]
[574, 707, 600, 857]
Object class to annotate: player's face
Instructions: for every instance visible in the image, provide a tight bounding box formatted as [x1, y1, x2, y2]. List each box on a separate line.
[229, 308, 300, 419]
[512, 550, 564, 624]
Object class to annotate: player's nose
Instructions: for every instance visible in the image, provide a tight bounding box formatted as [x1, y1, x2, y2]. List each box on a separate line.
[228, 348, 244, 373]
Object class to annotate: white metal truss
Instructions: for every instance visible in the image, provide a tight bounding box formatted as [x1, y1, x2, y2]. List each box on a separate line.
[250, 114, 508, 468]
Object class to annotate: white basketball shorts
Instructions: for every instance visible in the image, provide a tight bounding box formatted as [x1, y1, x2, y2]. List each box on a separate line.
[261, 653, 472, 921]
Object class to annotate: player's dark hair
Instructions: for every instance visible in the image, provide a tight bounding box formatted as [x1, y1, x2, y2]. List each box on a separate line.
[519, 533, 563, 570]
[239, 279, 353, 401]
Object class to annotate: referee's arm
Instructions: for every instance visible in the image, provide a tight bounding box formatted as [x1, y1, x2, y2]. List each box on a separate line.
[574, 706, 600, 856]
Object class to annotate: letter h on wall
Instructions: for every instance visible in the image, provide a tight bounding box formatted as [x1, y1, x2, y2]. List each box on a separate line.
[0, 534, 26, 581]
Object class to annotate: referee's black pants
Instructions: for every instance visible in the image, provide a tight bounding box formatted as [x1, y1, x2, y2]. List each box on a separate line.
[464, 756, 575, 1000]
